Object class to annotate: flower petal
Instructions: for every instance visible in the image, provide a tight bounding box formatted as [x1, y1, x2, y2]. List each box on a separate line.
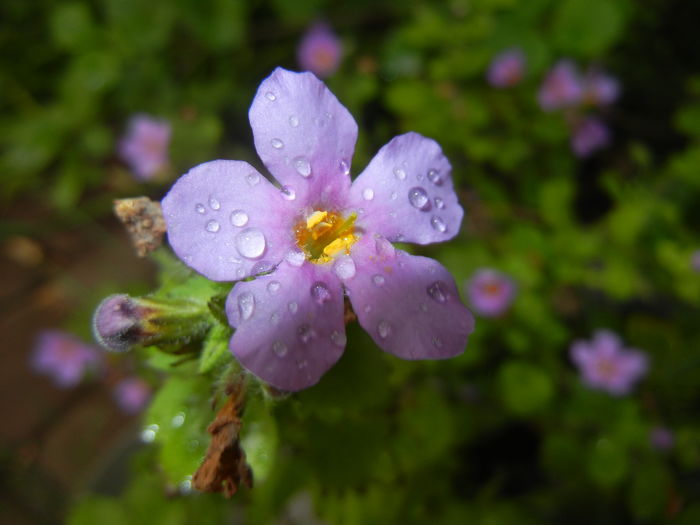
[348, 132, 463, 244]
[162, 160, 298, 281]
[226, 261, 346, 391]
[249, 67, 358, 208]
[344, 235, 474, 359]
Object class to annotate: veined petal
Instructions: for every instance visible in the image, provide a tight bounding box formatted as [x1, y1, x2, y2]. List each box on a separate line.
[226, 261, 346, 391]
[348, 132, 463, 244]
[344, 235, 474, 359]
[249, 67, 358, 209]
[162, 160, 297, 282]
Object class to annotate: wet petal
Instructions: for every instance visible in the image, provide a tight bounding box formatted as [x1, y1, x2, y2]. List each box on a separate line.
[226, 261, 346, 391]
[249, 67, 358, 208]
[344, 235, 474, 359]
[162, 160, 298, 282]
[348, 132, 463, 244]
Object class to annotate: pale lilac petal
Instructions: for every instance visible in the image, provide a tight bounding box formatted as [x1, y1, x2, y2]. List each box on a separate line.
[538, 60, 583, 111]
[344, 235, 474, 359]
[571, 117, 610, 157]
[249, 68, 358, 208]
[593, 329, 622, 358]
[114, 377, 151, 414]
[582, 70, 620, 106]
[162, 160, 299, 281]
[487, 49, 525, 88]
[297, 23, 343, 78]
[467, 268, 516, 317]
[31, 330, 102, 388]
[348, 132, 463, 244]
[118, 114, 171, 180]
[226, 261, 345, 391]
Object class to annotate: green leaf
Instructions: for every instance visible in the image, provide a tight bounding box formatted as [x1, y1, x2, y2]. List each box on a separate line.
[199, 323, 233, 374]
[552, 0, 625, 56]
[499, 361, 554, 416]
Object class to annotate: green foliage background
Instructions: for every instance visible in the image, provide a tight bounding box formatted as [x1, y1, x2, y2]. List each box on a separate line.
[3, 0, 700, 523]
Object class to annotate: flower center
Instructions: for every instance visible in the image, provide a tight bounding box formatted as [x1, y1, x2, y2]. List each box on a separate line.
[294, 209, 358, 264]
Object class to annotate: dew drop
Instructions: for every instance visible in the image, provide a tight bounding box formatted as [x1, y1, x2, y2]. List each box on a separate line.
[209, 197, 221, 210]
[235, 228, 266, 259]
[251, 260, 273, 275]
[297, 323, 315, 344]
[334, 256, 356, 280]
[281, 186, 296, 200]
[339, 159, 350, 175]
[377, 320, 392, 339]
[427, 281, 450, 303]
[230, 209, 249, 227]
[408, 187, 430, 210]
[271, 138, 284, 149]
[417, 171, 425, 181]
[237, 292, 255, 320]
[267, 281, 281, 294]
[289, 115, 299, 127]
[265, 91, 276, 101]
[434, 197, 445, 209]
[269, 312, 280, 325]
[297, 359, 308, 370]
[362, 188, 375, 201]
[331, 330, 347, 347]
[372, 274, 385, 286]
[272, 341, 287, 357]
[432, 336, 444, 348]
[205, 220, 220, 233]
[420, 302, 429, 312]
[195, 203, 206, 214]
[286, 250, 306, 266]
[293, 156, 312, 177]
[171, 412, 186, 428]
[311, 281, 332, 305]
[288, 301, 298, 314]
[375, 236, 395, 257]
[427, 169, 443, 185]
[394, 167, 407, 180]
[180, 476, 193, 494]
[390, 191, 398, 200]
[140, 424, 159, 443]
[430, 215, 447, 233]
[363, 304, 372, 313]
[246, 172, 260, 186]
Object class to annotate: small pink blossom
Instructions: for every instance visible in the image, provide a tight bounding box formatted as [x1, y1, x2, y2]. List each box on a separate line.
[581, 69, 620, 107]
[570, 117, 610, 157]
[118, 114, 171, 180]
[487, 49, 526, 88]
[31, 330, 102, 388]
[466, 269, 516, 318]
[297, 23, 342, 78]
[649, 426, 674, 451]
[538, 60, 583, 111]
[113, 377, 151, 414]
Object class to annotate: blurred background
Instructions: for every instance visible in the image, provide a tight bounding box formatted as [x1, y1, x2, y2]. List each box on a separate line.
[2, 0, 700, 523]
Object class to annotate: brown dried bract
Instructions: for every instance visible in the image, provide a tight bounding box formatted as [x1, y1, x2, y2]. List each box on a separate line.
[192, 380, 253, 497]
[113, 197, 166, 257]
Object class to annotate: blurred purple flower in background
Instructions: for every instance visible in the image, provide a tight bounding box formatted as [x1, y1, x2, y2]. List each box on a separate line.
[487, 49, 526, 88]
[297, 23, 342, 78]
[570, 116, 611, 157]
[650, 426, 675, 451]
[570, 330, 648, 396]
[581, 69, 620, 107]
[31, 330, 102, 388]
[538, 60, 583, 111]
[118, 114, 171, 180]
[466, 268, 516, 317]
[162, 67, 474, 391]
[691, 249, 700, 272]
[113, 377, 151, 414]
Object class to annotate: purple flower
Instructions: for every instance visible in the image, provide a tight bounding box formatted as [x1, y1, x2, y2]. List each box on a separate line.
[118, 114, 171, 180]
[691, 250, 700, 272]
[466, 269, 516, 317]
[113, 377, 151, 414]
[570, 330, 648, 396]
[297, 23, 342, 78]
[649, 426, 675, 451]
[538, 60, 583, 111]
[162, 68, 475, 391]
[31, 330, 102, 388]
[581, 69, 620, 107]
[570, 116, 610, 157]
[487, 49, 526, 88]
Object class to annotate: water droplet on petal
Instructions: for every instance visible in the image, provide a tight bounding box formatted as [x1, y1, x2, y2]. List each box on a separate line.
[427, 281, 450, 303]
[265, 91, 276, 101]
[246, 172, 260, 186]
[286, 250, 305, 266]
[209, 197, 220, 210]
[288, 301, 298, 314]
[394, 167, 407, 180]
[272, 341, 287, 357]
[195, 203, 206, 214]
[293, 156, 312, 177]
[334, 256, 356, 280]
[372, 274, 385, 286]
[171, 411, 186, 428]
[408, 187, 430, 210]
[281, 186, 296, 200]
[270, 312, 280, 325]
[230, 209, 249, 227]
[434, 197, 445, 209]
[391, 191, 398, 200]
[297, 324, 315, 344]
[297, 359, 308, 370]
[205, 220, 220, 233]
[431, 215, 447, 233]
[377, 320, 392, 339]
[363, 304, 372, 313]
[271, 138, 284, 149]
[374, 236, 395, 257]
[331, 330, 346, 347]
[267, 281, 281, 294]
[417, 171, 424, 181]
[289, 115, 299, 127]
[432, 336, 443, 348]
[362, 188, 374, 201]
[311, 281, 332, 305]
[340, 159, 350, 175]
[140, 424, 159, 443]
[427, 169, 443, 186]
[236, 228, 266, 259]
[237, 292, 255, 320]
[251, 260, 273, 274]
[420, 302, 429, 312]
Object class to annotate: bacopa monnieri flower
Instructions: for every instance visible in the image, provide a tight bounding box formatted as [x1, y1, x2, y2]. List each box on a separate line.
[113, 377, 151, 414]
[162, 67, 475, 391]
[569, 330, 648, 396]
[538, 60, 583, 111]
[466, 268, 516, 317]
[570, 116, 610, 158]
[31, 330, 102, 388]
[487, 48, 526, 88]
[118, 114, 171, 180]
[297, 23, 342, 78]
[581, 68, 620, 107]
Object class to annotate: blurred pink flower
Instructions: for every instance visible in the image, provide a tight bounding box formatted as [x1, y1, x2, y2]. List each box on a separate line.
[570, 117, 610, 157]
[297, 23, 342, 78]
[31, 330, 102, 388]
[538, 60, 583, 111]
[570, 330, 648, 396]
[118, 114, 171, 180]
[487, 49, 526, 88]
[581, 69, 620, 107]
[113, 377, 151, 414]
[649, 426, 675, 451]
[466, 268, 516, 317]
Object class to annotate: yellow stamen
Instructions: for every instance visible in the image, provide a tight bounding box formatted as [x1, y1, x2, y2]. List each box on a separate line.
[306, 210, 328, 229]
[295, 210, 358, 264]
